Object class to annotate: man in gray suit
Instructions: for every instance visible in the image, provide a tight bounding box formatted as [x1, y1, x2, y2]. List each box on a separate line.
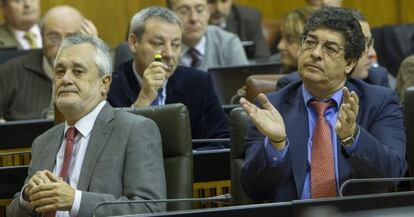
[0, 0, 41, 49]
[167, 0, 249, 71]
[7, 35, 166, 216]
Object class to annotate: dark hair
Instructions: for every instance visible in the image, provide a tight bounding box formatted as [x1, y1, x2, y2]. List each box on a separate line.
[302, 6, 365, 62]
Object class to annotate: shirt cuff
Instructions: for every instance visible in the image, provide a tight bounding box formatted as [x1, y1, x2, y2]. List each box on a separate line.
[19, 185, 34, 212]
[70, 190, 82, 217]
[264, 137, 289, 166]
[344, 127, 360, 154]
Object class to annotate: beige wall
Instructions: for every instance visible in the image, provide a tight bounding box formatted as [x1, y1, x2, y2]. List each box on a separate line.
[0, 0, 413, 48]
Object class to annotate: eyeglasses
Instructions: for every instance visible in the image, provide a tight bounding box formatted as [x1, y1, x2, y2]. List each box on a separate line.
[301, 36, 344, 58]
[175, 4, 207, 17]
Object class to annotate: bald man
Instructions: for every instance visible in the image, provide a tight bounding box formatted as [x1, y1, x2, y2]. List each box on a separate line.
[0, 5, 97, 121]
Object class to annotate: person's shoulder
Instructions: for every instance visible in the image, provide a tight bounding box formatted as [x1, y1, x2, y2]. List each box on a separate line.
[174, 65, 208, 79]
[233, 4, 261, 20]
[350, 79, 398, 102]
[207, 25, 239, 41]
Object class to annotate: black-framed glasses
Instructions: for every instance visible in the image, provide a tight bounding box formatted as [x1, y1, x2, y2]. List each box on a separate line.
[365, 37, 374, 49]
[301, 36, 344, 58]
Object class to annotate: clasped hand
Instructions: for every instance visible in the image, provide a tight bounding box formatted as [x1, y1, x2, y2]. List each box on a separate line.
[24, 170, 75, 213]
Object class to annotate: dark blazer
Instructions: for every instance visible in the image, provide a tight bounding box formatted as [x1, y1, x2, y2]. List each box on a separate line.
[242, 79, 406, 202]
[0, 50, 52, 120]
[275, 66, 390, 91]
[107, 61, 229, 149]
[225, 5, 270, 58]
[7, 103, 166, 216]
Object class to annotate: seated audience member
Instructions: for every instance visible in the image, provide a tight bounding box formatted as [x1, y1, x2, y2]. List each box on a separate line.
[7, 34, 166, 216]
[107, 6, 229, 150]
[0, 6, 97, 121]
[277, 7, 315, 74]
[396, 55, 414, 103]
[207, 0, 270, 58]
[167, 0, 249, 71]
[0, 0, 41, 49]
[276, 9, 390, 90]
[240, 7, 406, 202]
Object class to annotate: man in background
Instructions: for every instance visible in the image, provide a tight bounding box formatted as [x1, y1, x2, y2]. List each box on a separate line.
[167, 0, 249, 71]
[0, 5, 97, 121]
[208, 0, 270, 59]
[108, 6, 229, 150]
[0, 0, 41, 49]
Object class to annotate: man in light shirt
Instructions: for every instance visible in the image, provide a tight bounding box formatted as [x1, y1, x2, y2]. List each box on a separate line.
[0, 0, 42, 49]
[7, 34, 166, 216]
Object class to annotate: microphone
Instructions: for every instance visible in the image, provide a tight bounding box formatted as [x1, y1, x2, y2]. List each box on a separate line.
[92, 193, 232, 217]
[339, 177, 414, 197]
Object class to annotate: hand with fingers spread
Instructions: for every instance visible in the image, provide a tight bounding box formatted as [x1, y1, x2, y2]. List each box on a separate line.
[29, 171, 75, 213]
[240, 93, 287, 149]
[80, 19, 98, 37]
[336, 87, 359, 141]
[134, 61, 168, 107]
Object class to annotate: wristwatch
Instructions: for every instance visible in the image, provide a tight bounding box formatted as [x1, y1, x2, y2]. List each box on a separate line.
[340, 126, 359, 147]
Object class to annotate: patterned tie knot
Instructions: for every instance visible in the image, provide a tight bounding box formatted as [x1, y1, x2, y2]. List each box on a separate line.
[188, 48, 201, 68]
[311, 100, 335, 117]
[66, 127, 77, 142]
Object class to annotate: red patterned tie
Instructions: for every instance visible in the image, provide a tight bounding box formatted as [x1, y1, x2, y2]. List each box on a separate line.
[188, 48, 201, 68]
[44, 127, 77, 217]
[310, 100, 337, 198]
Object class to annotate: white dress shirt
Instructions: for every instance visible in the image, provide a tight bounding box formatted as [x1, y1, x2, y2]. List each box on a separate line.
[180, 35, 206, 69]
[20, 101, 106, 217]
[11, 24, 42, 49]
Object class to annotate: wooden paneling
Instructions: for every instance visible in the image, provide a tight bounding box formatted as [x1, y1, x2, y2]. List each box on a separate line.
[1, 0, 414, 48]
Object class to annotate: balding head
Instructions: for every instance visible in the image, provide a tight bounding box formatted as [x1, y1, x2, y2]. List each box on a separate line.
[41, 6, 85, 65]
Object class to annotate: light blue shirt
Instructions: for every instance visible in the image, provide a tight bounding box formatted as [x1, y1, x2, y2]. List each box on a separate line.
[264, 85, 360, 199]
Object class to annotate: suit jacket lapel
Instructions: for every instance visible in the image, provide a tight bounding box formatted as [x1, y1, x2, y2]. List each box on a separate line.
[40, 125, 65, 171]
[77, 103, 115, 191]
[284, 87, 309, 198]
[166, 69, 187, 104]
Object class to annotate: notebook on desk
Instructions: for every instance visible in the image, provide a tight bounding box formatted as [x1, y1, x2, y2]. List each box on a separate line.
[0, 119, 54, 150]
[208, 63, 282, 104]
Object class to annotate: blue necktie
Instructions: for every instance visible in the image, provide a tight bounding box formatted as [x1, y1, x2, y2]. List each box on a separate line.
[151, 88, 164, 106]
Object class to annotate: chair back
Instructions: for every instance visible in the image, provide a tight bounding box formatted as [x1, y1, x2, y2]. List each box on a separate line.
[123, 103, 193, 211]
[245, 74, 285, 102]
[229, 107, 254, 205]
[113, 41, 133, 70]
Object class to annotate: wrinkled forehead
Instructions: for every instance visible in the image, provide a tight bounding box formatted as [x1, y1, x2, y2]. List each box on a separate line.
[306, 28, 345, 45]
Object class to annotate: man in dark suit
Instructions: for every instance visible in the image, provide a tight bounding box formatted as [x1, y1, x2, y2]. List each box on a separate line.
[275, 9, 390, 90]
[239, 7, 406, 202]
[7, 35, 166, 217]
[208, 0, 270, 58]
[107, 6, 229, 150]
[0, 5, 97, 121]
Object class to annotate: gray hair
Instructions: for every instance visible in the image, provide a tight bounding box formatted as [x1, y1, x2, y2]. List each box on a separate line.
[55, 34, 113, 76]
[129, 6, 182, 41]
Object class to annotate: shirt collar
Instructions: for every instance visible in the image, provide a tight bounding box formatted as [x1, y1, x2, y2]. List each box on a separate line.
[10, 24, 41, 41]
[181, 35, 206, 57]
[64, 100, 107, 138]
[302, 85, 343, 110]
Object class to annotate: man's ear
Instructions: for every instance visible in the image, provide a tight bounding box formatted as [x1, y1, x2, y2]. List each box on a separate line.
[345, 58, 358, 75]
[127, 33, 138, 53]
[101, 74, 112, 96]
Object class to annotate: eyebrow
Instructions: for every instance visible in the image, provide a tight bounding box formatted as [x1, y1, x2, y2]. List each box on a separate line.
[307, 33, 341, 46]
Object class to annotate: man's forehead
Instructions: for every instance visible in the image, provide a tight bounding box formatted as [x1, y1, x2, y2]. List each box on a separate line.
[307, 28, 344, 43]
